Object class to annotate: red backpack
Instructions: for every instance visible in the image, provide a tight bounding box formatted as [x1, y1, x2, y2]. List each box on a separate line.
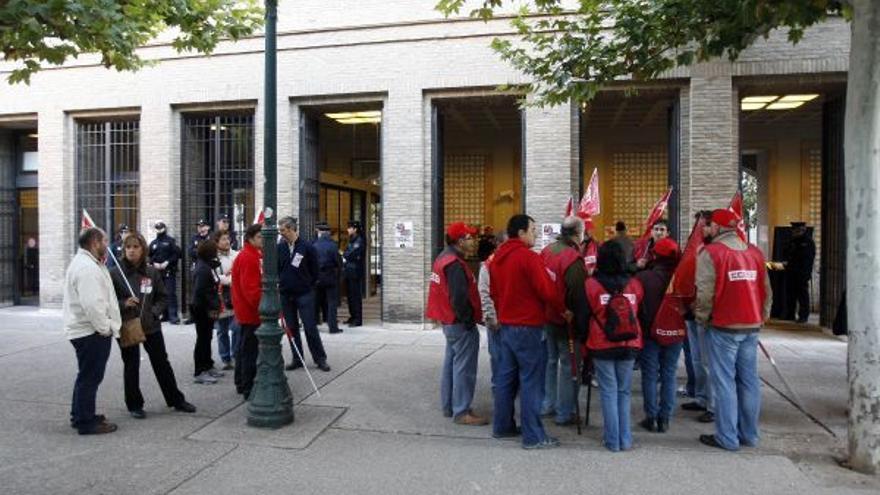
[650, 294, 687, 346]
[595, 289, 640, 342]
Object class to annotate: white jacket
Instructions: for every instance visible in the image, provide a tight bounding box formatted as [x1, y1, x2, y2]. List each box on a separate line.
[216, 248, 239, 286]
[62, 249, 122, 340]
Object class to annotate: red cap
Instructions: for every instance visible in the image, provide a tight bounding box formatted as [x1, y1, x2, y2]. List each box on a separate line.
[711, 208, 740, 229]
[447, 222, 477, 242]
[653, 237, 679, 259]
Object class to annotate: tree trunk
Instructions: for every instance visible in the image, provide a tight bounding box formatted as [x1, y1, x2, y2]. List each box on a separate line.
[845, 0, 880, 475]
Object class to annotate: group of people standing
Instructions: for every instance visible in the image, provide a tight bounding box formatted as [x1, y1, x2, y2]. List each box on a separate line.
[64, 216, 366, 435]
[428, 208, 771, 452]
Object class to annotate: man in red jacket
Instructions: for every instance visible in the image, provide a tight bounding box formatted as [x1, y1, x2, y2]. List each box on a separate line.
[490, 214, 569, 449]
[695, 209, 772, 451]
[426, 222, 487, 426]
[231, 223, 264, 398]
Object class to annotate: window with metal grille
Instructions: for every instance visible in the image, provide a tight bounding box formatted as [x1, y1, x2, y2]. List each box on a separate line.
[75, 120, 140, 237]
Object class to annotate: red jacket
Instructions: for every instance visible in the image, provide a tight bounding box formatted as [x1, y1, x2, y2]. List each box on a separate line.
[231, 243, 263, 325]
[583, 238, 600, 274]
[489, 238, 565, 327]
[541, 243, 581, 326]
[426, 251, 483, 325]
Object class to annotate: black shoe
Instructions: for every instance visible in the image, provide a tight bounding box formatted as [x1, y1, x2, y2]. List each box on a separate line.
[79, 422, 118, 435]
[697, 411, 715, 423]
[70, 414, 106, 429]
[639, 417, 657, 432]
[348, 322, 362, 328]
[130, 409, 146, 419]
[285, 361, 304, 371]
[699, 434, 726, 450]
[316, 361, 331, 372]
[182, 318, 193, 325]
[682, 402, 707, 412]
[656, 418, 668, 433]
[796, 318, 808, 324]
[492, 426, 522, 439]
[329, 328, 343, 334]
[343, 318, 353, 325]
[173, 401, 197, 413]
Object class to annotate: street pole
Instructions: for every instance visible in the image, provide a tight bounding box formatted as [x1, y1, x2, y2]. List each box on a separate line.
[247, 0, 294, 428]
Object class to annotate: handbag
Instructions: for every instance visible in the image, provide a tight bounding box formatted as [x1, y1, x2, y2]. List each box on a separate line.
[119, 291, 147, 348]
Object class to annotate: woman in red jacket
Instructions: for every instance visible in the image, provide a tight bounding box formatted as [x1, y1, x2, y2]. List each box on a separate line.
[231, 224, 264, 398]
[585, 241, 644, 452]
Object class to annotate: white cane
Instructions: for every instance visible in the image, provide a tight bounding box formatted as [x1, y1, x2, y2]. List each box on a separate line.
[280, 315, 321, 397]
[107, 248, 137, 299]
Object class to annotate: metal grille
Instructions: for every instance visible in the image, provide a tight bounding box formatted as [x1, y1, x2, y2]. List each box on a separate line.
[0, 133, 15, 305]
[611, 151, 667, 236]
[807, 147, 822, 312]
[820, 97, 846, 328]
[443, 153, 487, 228]
[75, 120, 139, 237]
[181, 114, 255, 240]
[299, 113, 319, 242]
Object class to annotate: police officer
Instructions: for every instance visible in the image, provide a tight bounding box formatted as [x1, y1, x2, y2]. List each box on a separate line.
[189, 219, 212, 267]
[216, 213, 239, 251]
[783, 221, 816, 324]
[342, 220, 365, 327]
[313, 222, 342, 334]
[106, 224, 130, 267]
[149, 221, 182, 324]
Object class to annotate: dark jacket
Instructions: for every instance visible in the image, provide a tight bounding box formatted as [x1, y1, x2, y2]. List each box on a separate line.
[189, 233, 210, 264]
[190, 258, 221, 314]
[343, 234, 365, 276]
[439, 246, 476, 327]
[546, 239, 589, 341]
[110, 258, 167, 335]
[278, 238, 319, 296]
[611, 234, 639, 274]
[634, 258, 677, 339]
[148, 232, 181, 277]
[313, 234, 342, 288]
[784, 233, 816, 281]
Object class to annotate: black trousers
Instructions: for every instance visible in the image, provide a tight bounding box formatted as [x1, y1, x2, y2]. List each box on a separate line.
[316, 285, 340, 332]
[235, 323, 259, 397]
[70, 333, 112, 433]
[118, 330, 185, 411]
[163, 275, 179, 322]
[192, 310, 215, 375]
[345, 271, 363, 324]
[784, 274, 810, 322]
[282, 290, 327, 364]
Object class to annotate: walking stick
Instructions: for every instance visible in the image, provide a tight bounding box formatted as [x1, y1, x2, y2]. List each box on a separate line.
[758, 340, 803, 409]
[280, 314, 321, 397]
[584, 355, 593, 427]
[566, 321, 582, 435]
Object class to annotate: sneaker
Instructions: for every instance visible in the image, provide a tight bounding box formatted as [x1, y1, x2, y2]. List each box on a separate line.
[656, 418, 669, 433]
[194, 372, 217, 384]
[699, 434, 728, 450]
[207, 368, 225, 378]
[129, 409, 146, 419]
[173, 401, 197, 413]
[454, 412, 489, 426]
[79, 422, 118, 435]
[221, 360, 234, 371]
[522, 437, 560, 450]
[697, 411, 715, 423]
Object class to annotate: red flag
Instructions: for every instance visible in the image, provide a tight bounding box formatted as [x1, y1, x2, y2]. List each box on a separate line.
[578, 168, 601, 217]
[670, 216, 706, 303]
[253, 208, 265, 225]
[634, 187, 673, 259]
[728, 191, 747, 242]
[564, 197, 574, 218]
[81, 209, 96, 230]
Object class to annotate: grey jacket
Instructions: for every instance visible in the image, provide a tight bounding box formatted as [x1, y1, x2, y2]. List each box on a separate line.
[478, 262, 498, 330]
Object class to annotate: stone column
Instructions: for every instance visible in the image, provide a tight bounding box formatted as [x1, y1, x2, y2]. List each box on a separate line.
[37, 110, 70, 307]
[524, 101, 578, 231]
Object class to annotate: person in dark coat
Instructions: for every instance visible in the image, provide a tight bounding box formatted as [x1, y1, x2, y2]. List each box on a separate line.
[342, 220, 366, 327]
[783, 221, 816, 323]
[190, 239, 222, 384]
[634, 238, 681, 433]
[106, 224, 129, 268]
[110, 231, 196, 418]
[278, 216, 330, 372]
[313, 222, 343, 334]
[149, 221, 181, 324]
[216, 213, 239, 251]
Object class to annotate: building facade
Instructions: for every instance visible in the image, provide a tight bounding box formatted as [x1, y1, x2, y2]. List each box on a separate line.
[0, 3, 850, 327]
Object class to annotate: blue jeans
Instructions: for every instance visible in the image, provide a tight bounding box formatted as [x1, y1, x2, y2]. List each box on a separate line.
[440, 324, 480, 418]
[70, 333, 112, 433]
[593, 358, 634, 452]
[687, 320, 714, 412]
[639, 339, 683, 421]
[541, 326, 580, 423]
[215, 317, 241, 363]
[282, 290, 327, 364]
[683, 336, 695, 397]
[707, 329, 761, 450]
[494, 326, 549, 446]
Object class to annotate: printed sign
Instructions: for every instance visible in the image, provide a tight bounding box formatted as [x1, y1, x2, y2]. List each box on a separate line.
[541, 223, 561, 249]
[395, 221, 414, 248]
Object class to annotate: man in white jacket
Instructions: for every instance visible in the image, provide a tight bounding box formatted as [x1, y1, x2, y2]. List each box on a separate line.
[64, 227, 122, 435]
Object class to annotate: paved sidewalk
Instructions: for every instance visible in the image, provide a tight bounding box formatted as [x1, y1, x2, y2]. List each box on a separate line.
[0, 307, 877, 494]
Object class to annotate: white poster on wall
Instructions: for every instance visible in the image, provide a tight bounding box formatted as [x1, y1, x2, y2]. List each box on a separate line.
[395, 221, 414, 248]
[541, 223, 561, 249]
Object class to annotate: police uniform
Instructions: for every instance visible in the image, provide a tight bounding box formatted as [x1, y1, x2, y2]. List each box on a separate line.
[313, 222, 342, 333]
[149, 222, 182, 324]
[342, 222, 365, 326]
[783, 222, 815, 323]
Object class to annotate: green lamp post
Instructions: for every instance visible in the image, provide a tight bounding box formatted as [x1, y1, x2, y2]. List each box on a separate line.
[247, 0, 294, 428]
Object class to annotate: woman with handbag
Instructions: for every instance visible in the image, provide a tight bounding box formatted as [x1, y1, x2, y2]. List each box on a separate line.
[213, 231, 239, 370]
[191, 239, 223, 384]
[110, 231, 196, 419]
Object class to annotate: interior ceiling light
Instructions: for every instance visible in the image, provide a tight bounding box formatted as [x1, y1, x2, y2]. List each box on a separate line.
[741, 96, 779, 104]
[27, 133, 38, 139]
[334, 117, 381, 125]
[741, 102, 767, 111]
[778, 94, 819, 102]
[325, 111, 381, 120]
[766, 101, 806, 110]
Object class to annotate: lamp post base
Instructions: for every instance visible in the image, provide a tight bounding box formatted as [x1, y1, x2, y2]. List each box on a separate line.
[247, 319, 294, 428]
